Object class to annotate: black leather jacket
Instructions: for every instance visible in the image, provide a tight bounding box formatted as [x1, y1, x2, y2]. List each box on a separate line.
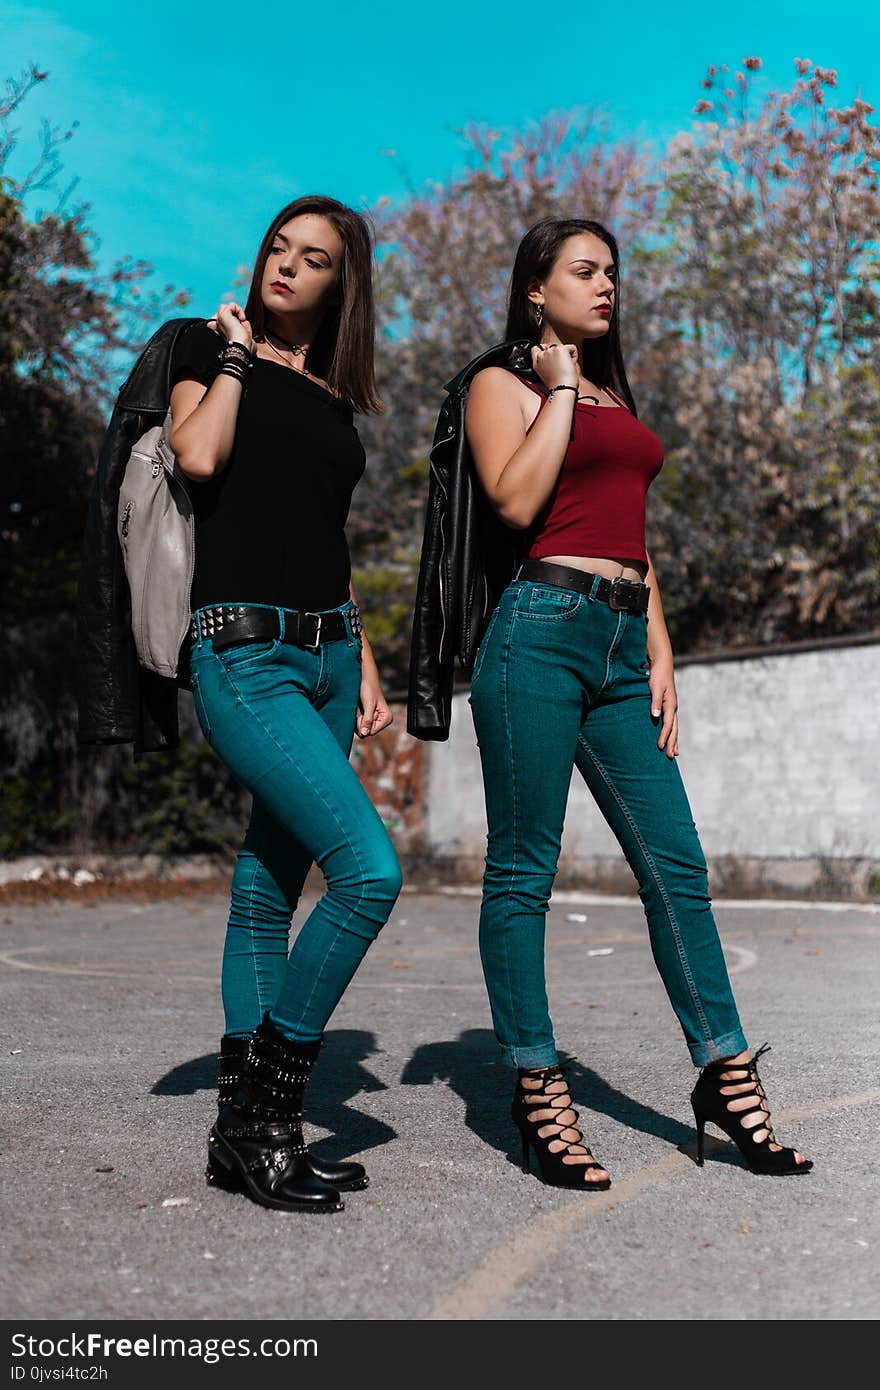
[406, 338, 533, 741]
[76, 316, 200, 754]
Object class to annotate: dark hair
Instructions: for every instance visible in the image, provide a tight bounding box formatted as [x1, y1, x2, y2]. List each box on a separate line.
[504, 217, 637, 415]
[244, 195, 382, 415]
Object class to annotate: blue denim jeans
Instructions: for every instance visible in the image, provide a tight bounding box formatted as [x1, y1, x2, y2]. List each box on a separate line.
[468, 574, 748, 1069]
[189, 598, 402, 1043]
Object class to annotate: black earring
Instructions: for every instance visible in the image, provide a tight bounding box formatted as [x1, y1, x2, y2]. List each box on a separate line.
[534, 304, 544, 328]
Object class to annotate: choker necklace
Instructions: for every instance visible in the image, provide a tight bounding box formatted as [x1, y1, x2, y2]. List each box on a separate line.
[263, 327, 309, 359]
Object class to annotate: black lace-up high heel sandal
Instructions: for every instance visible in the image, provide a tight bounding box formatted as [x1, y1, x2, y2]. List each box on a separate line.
[690, 1043, 813, 1176]
[512, 1063, 612, 1190]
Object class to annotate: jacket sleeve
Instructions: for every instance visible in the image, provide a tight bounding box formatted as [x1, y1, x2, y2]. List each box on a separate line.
[76, 321, 196, 753]
[406, 465, 455, 741]
[75, 402, 142, 745]
[406, 394, 462, 741]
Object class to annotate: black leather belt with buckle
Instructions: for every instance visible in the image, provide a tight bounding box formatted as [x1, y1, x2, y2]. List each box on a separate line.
[190, 604, 363, 651]
[517, 559, 650, 614]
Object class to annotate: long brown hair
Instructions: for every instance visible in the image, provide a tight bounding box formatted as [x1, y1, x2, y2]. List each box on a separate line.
[244, 195, 383, 415]
[504, 217, 637, 415]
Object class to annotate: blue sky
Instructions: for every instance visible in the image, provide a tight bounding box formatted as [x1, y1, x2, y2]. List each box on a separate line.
[4, 0, 879, 317]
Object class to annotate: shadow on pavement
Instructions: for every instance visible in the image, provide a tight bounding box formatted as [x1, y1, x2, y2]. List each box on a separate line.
[151, 1027, 396, 1160]
[401, 1029, 710, 1167]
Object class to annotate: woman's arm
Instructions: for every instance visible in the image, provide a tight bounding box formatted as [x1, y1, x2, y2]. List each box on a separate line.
[168, 305, 252, 482]
[348, 579, 393, 738]
[465, 345, 580, 529]
[644, 551, 679, 758]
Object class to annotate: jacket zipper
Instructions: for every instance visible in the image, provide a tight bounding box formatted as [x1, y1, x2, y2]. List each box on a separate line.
[429, 455, 449, 663]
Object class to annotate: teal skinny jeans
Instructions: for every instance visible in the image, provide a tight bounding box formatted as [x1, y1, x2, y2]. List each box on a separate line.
[189, 599, 402, 1043]
[468, 574, 747, 1069]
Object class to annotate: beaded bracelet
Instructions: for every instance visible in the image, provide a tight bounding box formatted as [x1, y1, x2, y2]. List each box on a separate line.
[221, 343, 253, 367]
[217, 341, 253, 387]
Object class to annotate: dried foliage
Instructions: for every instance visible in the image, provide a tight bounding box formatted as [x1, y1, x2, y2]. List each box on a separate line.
[1, 65, 197, 855]
[1, 58, 878, 854]
[352, 57, 880, 670]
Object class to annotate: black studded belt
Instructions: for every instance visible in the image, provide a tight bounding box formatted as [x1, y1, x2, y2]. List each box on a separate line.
[190, 604, 362, 651]
[517, 559, 650, 614]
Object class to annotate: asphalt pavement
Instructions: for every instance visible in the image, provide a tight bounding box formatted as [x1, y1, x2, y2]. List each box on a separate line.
[1, 886, 877, 1321]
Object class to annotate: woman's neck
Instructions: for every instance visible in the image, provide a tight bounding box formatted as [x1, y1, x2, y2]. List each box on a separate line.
[264, 311, 321, 349]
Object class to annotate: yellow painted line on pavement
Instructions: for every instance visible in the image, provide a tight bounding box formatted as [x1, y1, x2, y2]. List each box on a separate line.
[427, 1088, 880, 1321]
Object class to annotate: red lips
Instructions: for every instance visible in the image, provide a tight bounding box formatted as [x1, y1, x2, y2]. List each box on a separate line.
[270, 282, 294, 295]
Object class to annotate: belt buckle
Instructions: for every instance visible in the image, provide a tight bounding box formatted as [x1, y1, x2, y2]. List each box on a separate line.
[608, 577, 636, 612]
[303, 612, 322, 650]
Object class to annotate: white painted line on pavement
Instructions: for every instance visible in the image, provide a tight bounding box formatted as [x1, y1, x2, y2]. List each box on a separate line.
[436, 886, 880, 913]
[724, 944, 758, 975]
[0, 946, 215, 984]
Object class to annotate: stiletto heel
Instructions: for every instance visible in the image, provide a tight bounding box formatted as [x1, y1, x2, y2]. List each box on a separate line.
[693, 1106, 706, 1167]
[520, 1127, 531, 1174]
[690, 1043, 813, 1176]
[512, 1063, 611, 1191]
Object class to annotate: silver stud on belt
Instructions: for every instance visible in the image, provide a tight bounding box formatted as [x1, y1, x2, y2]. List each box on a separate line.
[190, 605, 248, 639]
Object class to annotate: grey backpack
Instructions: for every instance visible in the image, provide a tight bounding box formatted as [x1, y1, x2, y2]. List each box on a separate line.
[117, 408, 194, 678]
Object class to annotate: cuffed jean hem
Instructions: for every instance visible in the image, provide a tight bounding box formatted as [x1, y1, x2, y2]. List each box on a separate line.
[688, 1027, 749, 1068]
[500, 1042, 560, 1069]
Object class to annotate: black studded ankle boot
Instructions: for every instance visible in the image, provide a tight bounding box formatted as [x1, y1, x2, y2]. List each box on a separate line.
[206, 1031, 368, 1194]
[204, 1034, 250, 1193]
[207, 1015, 345, 1213]
[217, 1034, 250, 1108]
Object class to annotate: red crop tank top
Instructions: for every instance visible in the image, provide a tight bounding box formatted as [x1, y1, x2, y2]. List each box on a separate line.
[517, 377, 664, 566]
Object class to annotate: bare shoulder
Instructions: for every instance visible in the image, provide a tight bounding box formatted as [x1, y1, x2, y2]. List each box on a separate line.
[467, 366, 531, 428]
[468, 365, 526, 397]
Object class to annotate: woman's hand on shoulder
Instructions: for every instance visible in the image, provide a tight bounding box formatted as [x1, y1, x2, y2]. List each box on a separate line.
[207, 301, 253, 352]
[531, 341, 579, 390]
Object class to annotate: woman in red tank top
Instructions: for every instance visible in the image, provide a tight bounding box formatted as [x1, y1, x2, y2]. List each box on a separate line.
[462, 217, 811, 1188]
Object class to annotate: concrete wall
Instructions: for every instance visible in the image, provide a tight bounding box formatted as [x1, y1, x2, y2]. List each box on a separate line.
[424, 641, 880, 897]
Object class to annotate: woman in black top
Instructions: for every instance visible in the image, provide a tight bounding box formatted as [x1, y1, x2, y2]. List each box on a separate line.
[169, 195, 402, 1214]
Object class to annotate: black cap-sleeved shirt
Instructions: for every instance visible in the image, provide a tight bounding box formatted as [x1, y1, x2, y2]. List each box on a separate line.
[170, 320, 366, 613]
